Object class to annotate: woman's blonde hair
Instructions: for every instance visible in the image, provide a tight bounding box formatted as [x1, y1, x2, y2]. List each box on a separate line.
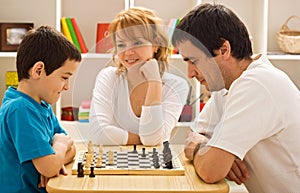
[108, 7, 170, 76]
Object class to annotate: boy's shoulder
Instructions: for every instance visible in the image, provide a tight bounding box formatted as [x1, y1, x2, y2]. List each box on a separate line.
[0, 87, 39, 117]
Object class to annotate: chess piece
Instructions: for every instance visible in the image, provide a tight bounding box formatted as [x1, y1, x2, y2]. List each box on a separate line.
[107, 150, 114, 165]
[89, 166, 95, 177]
[132, 144, 138, 153]
[96, 155, 102, 168]
[141, 147, 146, 158]
[77, 162, 84, 177]
[98, 144, 104, 157]
[163, 141, 173, 169]
[152, 153, 160, 169]
[85, 153, 93, 168]
[88, 140, 93, 148]
[88, 140, 94, 154]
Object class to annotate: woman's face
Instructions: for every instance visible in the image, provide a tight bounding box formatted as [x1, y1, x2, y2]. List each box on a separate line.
[115, 28, 157, 69]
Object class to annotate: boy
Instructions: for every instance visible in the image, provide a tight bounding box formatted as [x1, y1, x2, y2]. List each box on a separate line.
[0, 26, 81, 193]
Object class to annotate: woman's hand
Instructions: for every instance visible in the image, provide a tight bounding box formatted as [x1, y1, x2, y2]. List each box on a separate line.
[140, 59, 161, 81]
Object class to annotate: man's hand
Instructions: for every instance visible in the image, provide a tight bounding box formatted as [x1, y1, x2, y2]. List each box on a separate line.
[226, 159, 250, 185]
[184, 129, 209, 160]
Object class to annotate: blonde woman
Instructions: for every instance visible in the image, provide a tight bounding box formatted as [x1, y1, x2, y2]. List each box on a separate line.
[89, 7, 189, 146]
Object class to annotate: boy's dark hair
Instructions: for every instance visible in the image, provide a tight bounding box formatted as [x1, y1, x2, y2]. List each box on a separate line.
[172, 3, 253, 60]
[16, 25, 82, 81]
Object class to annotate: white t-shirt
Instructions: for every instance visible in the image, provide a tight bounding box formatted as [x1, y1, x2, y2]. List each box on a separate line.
[89, 66, 189, 146]
[201, 54, 300, 193]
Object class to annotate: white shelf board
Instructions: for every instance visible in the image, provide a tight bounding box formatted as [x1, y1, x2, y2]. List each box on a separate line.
[81, 53, 112, 59]
[267, 53, 300, 60]
[0, 52, 17, 57]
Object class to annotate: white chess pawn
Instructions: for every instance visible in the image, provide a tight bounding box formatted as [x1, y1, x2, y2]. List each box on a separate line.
[96, 156, 102, 168]
[107, 150, 114, 165]
[98, 144, 104, 157]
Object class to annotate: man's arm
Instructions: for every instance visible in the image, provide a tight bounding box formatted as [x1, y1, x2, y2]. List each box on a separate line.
[193, 146, 235, 183]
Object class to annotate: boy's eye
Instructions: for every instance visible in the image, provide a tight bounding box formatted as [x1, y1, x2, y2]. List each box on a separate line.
[62, 77, 69, 80]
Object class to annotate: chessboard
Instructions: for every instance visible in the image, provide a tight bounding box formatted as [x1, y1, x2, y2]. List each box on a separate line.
[72, 142, 185, 176]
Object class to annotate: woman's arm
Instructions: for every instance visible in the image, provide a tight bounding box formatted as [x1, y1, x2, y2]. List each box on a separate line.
[139, 73, 189, 146]
[89, 67, 130, 145]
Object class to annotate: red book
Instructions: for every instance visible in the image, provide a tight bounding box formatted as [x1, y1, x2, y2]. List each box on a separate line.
[96, 23, 112, 53]
[71, 18, 88, 53]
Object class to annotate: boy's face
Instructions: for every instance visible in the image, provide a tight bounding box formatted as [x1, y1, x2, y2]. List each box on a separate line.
[38, 59, 79, 104]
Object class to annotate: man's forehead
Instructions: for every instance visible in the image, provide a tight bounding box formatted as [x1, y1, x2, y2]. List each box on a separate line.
[177, 40, 204, 58]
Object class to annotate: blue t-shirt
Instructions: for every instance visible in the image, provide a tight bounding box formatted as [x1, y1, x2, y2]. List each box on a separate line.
[0, 87, 66, 193]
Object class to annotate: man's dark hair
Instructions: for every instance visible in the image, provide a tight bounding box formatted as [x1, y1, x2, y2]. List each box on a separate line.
[16, 25, 82, 81]
[172, 3, 253, 60]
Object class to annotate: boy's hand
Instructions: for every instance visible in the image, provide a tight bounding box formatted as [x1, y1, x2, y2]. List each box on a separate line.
[52, 133, 73, 151]
[37, 165, 68, 188]
[140, 59, 161, 81]
[38, 175, 49, 188]
[184, 129, 209, 160]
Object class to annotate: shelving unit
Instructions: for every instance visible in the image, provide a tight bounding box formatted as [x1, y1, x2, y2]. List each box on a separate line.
[1, 0, 300, 134]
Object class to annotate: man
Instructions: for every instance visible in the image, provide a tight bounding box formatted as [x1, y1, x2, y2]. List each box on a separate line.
[172, 3, 300, 193]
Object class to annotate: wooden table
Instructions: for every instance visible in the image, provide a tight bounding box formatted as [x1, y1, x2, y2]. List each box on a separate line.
[46, 143, 229, 193]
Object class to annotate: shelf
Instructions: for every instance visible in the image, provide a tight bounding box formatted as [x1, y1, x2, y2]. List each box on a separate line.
[82, 53, 112, 59]
[176, 122, 192, 127]
[0, 52, 17, 58]
[267, 53, 300, 60]
[170, 54, 183, 59]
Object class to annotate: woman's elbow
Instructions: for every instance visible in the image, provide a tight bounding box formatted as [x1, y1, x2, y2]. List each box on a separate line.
[140, 135, 164, 146]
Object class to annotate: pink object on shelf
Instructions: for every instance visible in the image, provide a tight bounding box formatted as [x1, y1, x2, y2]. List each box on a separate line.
[81, 100, 91, 109]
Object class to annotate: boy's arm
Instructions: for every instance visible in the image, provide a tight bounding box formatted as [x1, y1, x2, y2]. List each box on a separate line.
[32, 133, 73, 177]
[64, 144, 76, 164]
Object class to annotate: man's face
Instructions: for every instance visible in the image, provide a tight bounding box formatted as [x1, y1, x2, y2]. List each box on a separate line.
[177, 40, 225, 92]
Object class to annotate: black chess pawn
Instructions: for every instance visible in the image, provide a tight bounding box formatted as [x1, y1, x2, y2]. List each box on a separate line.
[141, 147, 146, 158]
[89, 166, 95, 178]
[77, 162, 84, 177]
[132, 144, 138, 153]
[152, 148, 158, 158]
